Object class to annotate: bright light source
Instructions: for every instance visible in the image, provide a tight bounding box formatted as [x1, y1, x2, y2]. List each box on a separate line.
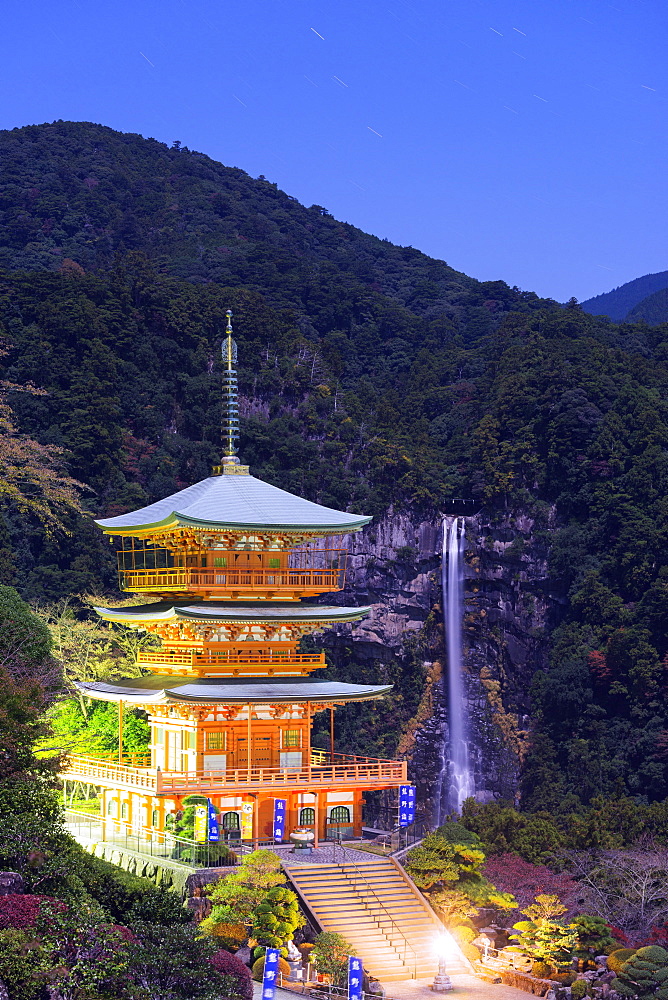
[433, 931, 459, 962]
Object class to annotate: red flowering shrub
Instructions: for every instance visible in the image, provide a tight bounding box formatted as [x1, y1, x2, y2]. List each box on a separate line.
[0, 894, 61, 929]
[482, 855, 579, 916]
[210, 948, 253, 1000]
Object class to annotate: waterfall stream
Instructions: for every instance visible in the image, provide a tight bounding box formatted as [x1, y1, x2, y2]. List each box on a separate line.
[435, 516, 474, 824]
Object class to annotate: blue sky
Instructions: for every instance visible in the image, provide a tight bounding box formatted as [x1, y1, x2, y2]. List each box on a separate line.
[1, 0, 666, 301]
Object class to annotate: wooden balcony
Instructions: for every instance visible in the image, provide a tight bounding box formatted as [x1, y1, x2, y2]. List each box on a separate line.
[116, 548, 347, 599]
[137, 646, 326, 675]
[61, 752, 407, 795]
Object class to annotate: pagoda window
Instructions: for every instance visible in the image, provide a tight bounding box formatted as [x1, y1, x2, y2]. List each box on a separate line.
[299, 807, 316, 826]
[329, 806, 351, 823]
[206, 731, 227, 751]
[282, 730, 301, 749]
[152, 809, 159, 828]
[221, 811, 240, 832]
[213, 557, 227, 567]
[107, 800, 117, 817]
[121, 802, 129, 820]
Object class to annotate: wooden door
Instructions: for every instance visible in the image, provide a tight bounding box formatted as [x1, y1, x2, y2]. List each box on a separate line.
[237, 735, 273, 769]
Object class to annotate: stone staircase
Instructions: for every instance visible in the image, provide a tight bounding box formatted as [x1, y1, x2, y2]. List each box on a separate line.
[284, 857, 471, 983]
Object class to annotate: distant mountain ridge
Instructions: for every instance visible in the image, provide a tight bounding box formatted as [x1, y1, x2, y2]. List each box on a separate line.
[0, 120, 477, 321]
[582, 270, 668, 322]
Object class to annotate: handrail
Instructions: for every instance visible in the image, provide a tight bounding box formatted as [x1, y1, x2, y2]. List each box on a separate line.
[61, 754, 408, 793]
[137, 649, 326, 667]
[331, 843, 419, 978]
[118, 566, 346, 593]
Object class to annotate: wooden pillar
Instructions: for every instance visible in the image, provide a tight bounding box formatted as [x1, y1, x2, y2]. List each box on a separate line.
[329, 706, 335, 761]
[247, 704, 252, 772]
[118, 700, 124, 764]
[305, 702, 311, 778]
[252, 794, 259, 850]
[313, 792, 319, 849]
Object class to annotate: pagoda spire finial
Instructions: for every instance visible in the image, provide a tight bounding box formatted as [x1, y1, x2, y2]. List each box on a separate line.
[213, 309, 248, 475]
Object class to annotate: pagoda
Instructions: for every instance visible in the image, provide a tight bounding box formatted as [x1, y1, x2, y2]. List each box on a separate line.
[62, 311, 407, 846]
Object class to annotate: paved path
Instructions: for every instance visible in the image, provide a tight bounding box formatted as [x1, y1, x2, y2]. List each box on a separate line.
[254, 974, 527, 1000]
[270, 844, 381, 866]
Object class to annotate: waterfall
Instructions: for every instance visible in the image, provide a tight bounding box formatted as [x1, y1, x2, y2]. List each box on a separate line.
[435, 516, 474, 824]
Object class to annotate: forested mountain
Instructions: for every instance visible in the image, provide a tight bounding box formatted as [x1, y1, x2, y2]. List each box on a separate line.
[626, 286, 668, 325]
[2, 121, 668, 810]
[582, 270, 668, 321]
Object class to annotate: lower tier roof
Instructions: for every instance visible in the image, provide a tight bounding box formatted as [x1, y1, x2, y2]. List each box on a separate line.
[94, 601, 370, 626]
[75, 675, 391, 706]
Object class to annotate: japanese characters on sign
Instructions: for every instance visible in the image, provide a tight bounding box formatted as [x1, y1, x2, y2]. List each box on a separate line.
[398, 784, 416, 828]
[208, 799, 219, 842]
[241, 800, 254, 839]
[193, 803, 208, 843]
[262, 947, 281, 1000]
[273, 798, 287, 842]
[348, 955, 363, 1000]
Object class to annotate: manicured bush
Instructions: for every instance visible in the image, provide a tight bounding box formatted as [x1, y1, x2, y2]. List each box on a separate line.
[210, 949, 253, 1000]
[462, 942, 481, 962]
[0, 894, 57, 929]
[616, 945, 668, 999]
[571, 979, 590, 1000]
[251, 955, 291, 982]
[0, 928, 45, 1000]
[608, 948, 637, 974]
[532, 961, 556, 978]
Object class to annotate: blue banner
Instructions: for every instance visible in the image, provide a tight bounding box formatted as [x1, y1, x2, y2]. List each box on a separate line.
[399, 785, 416, 827]
[348, 956, 363, 1000]
[273, 798, 287, 841]
[208, 799, 219, 842]
[262, 947, 281, 1000]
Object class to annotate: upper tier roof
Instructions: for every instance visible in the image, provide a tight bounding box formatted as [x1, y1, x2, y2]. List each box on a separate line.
[95, 473, 371, 534]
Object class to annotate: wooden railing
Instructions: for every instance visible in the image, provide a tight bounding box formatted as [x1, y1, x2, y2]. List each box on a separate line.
[137, 648, 326, 669]
[118, 566, 345, 595]
[61, 753, 407, 794]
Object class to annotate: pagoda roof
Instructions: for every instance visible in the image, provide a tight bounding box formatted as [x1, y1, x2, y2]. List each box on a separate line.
[95, 473, 371, 535]
[94, 601, 370, 626]
[74, 676, 391, 706]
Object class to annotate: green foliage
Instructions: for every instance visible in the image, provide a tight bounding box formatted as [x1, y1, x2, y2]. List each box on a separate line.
[251, 955, 291, 983]
[252, 884, 303, 949]
[608, 948, 638, 974]
[571, 979, 590, 1000]
[310, 931, 356, 985]
[0, 928, 45, 1000]
[201, 849, 286, 936]
[570, 914, 618, 961]
[405, 834, 462, 890]
[616, 945, 668, 999]
[511, 895, 578, 970]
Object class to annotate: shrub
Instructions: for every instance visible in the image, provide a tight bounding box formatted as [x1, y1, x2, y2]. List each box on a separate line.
[462, 942, 481, 962]
[210, 949, 253, 1000]
[608, 948, 637, 974]
[0, 928, 45, 1000]
[310, 932, 356, 985]
[452, 924, 477, 945]
[0, 894, 58, 929]
[571, 979, 589, 1000]
[616, 945, 668, 999]
[532, 961, 556, 978]
[251, 955, 291, 982]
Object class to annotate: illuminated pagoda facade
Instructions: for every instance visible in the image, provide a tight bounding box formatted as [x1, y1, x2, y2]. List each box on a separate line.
[62, 311, 406, 845]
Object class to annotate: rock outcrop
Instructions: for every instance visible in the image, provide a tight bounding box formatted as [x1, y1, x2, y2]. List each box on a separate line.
[320, 506, 563, 820]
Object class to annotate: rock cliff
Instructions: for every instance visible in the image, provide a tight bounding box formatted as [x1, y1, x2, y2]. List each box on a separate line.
[320, 506, 563, 822]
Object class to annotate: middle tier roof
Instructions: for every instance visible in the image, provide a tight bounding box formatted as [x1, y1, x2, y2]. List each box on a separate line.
[94, 601, 371, 626]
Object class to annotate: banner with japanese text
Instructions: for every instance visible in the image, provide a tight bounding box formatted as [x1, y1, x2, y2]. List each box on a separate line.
[262, 947, 281, 1000]
[273, 798, 287, 841]
[208, 799, 219, 842]
[398, 785, 416, 827]
[240, 800, 254, 839]
[348, 956, 363, 1000]
[193, 804, 208, 843]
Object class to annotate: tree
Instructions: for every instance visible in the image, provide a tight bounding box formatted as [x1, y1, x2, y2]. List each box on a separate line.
[567, 846, 668, 944]
[616, 945, 668, 999]
[310, 932, 356, 985]
[201, 849, 287, 933]
[0, 378, 87, 535]
[570, 914, 617, 964]
[511, 895, 578, 970]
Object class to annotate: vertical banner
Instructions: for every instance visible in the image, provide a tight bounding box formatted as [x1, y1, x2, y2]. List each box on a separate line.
[273, 798, 287, 842]
[208, 799, 219, 842]
[262, 947, 281, 1000]
[193, 803, 208, 843]
[398, 785, 416, 828]
[240, 799, 254, 839]
[348, 956, 363, 1000]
